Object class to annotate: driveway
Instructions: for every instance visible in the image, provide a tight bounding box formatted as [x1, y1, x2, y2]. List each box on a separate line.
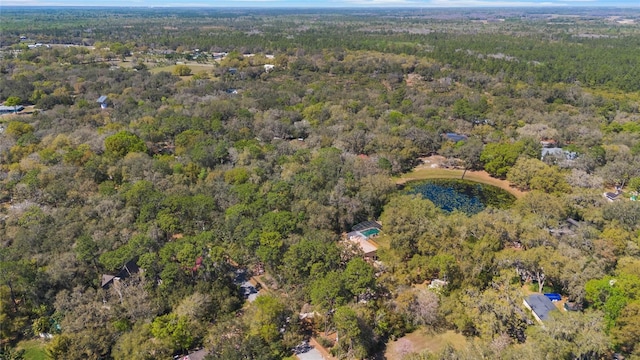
[296, 347, 325, 360]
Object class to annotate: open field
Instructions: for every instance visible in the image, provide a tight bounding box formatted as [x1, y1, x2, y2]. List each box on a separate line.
[385, 329, 468, 360]
[149, 63, 217, 75]
[16, 339, 47, 360]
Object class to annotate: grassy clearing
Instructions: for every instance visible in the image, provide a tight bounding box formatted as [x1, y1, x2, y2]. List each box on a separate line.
[396, 168, 525, 199]
[385, 329, 468, 360]
[149, 63, 217, 75]
[16, 339, 47, 360]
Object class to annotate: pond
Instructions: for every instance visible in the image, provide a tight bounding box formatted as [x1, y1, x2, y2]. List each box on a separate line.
[403, 179, 516, 215]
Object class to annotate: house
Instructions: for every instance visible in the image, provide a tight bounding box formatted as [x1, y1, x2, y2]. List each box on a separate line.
[97, 95, 108, 109]
[0, 105, 24, 114]
[540, 139, 557, 148]
[442, 133, 468, 143]
[347, 221, 382, 260]
[101, 259, 139, 289]
[178, 349, 208, 360]
[541, 147, 577, 162]
[264, 64, 275, 72]
[428, 279, 448, 291]
[523, 294, 557, 323]
[347, 232, 378, 259]
[604, 189, 623, 202]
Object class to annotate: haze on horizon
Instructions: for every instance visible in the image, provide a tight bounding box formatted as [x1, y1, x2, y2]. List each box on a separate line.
[4, 0, 640, 8]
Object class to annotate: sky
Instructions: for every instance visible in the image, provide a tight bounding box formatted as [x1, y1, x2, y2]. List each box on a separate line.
[2, 0, 639, 7]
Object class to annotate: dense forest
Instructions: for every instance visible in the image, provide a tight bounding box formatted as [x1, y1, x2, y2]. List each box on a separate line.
[1, 7, 640, 360]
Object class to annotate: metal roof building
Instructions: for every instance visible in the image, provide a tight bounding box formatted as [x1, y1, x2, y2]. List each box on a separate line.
[524, 294, 557, 323]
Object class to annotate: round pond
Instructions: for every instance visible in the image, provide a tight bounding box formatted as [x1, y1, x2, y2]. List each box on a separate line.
[403, 178, 516, 215]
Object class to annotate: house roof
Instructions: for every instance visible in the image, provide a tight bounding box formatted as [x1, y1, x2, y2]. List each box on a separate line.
[541, 148, 578, 160]
[443, 133, 468, 142]
[347, 234, 378, 255]
[525, 294, 557, 321]
[179, 349, 208, 360]
[605, 192, 622, 201]
[116, 259, 139, 279]
[101, 274, 116, 288]
[541, 147, 564, 157]
[97, 95, 108, 103]
[101, 259, 139, 288]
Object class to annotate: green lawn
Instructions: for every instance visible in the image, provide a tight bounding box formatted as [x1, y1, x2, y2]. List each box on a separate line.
[149, 63, 217, 75]
[16, 339, 47, 360]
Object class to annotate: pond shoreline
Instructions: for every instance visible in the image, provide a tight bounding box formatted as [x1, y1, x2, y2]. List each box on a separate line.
[396, 161, 526, 199]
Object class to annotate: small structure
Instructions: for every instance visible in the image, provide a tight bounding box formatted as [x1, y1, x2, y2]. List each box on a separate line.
[604, 189, 623, 202]
[428, 279, 449, 291]
[101, 259, 139, 289]
[228, 68, 238, 75]
[264, 64, 275, 72]
[178, 349, 208, 360]
[347, 221, 382, 260]
[563, 301, 583, 312]
[541, 147, 577, 162]
[540, 139, 557, 148]
[97, 95, 108, 109]
[442, 133, 468, 143]
[544, 293, 562, 302]
[524, 294, 557, 323]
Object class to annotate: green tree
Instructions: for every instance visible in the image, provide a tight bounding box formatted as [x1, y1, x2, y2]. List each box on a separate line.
[112, 323, 172, 360]
[5, 121, 34, 140]
[455, 137, 484, 179]
[381, 195, 439, 260]
[104, 131, 147, 158]
[256, 231, 284, 270]
[333, 306, 371, 359]
[628, 177, 640, 193]
[310, 271, 347, 333]
[247, 295, 287, 344]
[507, 157, 548, 191]
[281, 238, 340, 284]
[481, 142, 523, 179]
[343, 258, 375, 301]
[150, 313, 196, 352]
[173, 64, 192, 76]
[611, 301, 640, 355]
[4, 96, 21, 113]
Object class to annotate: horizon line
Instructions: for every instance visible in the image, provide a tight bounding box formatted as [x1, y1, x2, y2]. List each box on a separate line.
[2, 5, 640, 7]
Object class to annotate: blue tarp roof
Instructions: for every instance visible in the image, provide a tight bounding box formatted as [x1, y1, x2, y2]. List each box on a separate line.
[97, 95, 108, 103]
[544, 293, 562, 301]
